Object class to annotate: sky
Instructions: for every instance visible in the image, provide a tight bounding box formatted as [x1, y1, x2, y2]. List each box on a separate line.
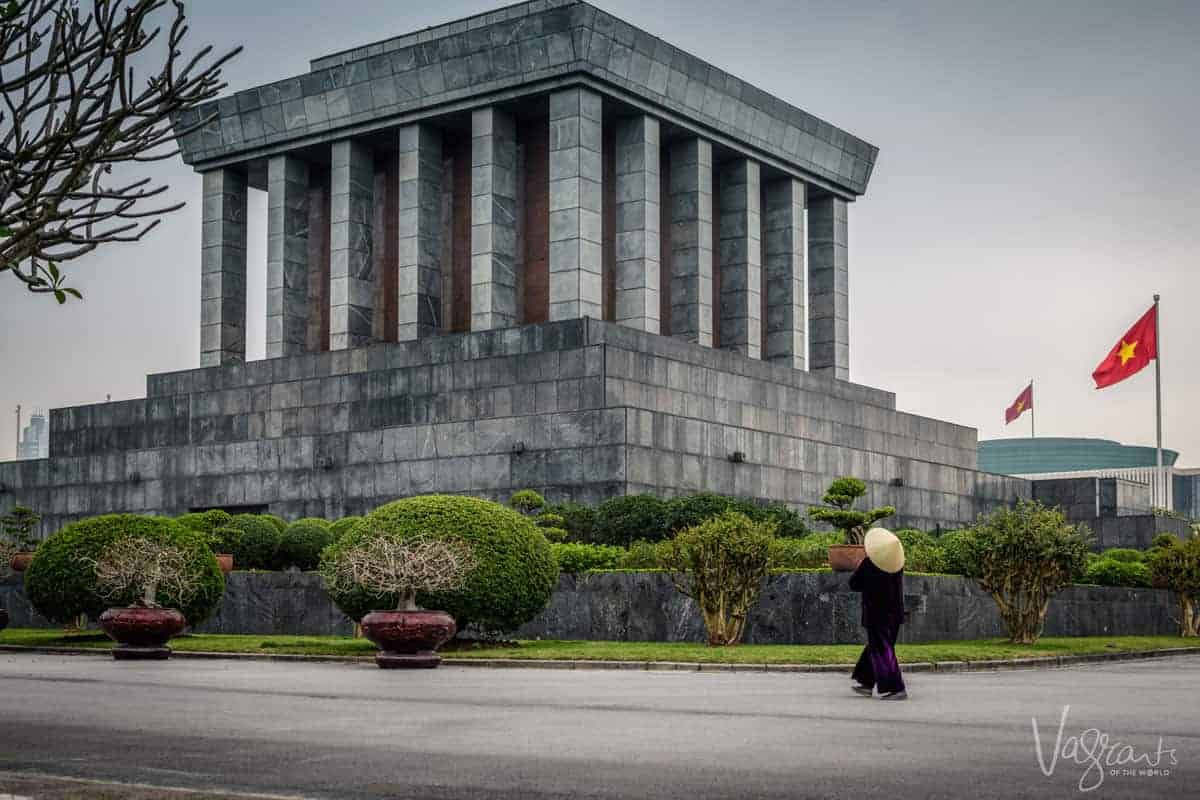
[2, 0, 1198, 467]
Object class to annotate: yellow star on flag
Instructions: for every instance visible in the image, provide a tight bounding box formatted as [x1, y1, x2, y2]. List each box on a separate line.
[1014, 400, 1024, 412]
[1117, 339, 1138, 366]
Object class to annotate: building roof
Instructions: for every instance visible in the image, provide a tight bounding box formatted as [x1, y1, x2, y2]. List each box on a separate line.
[172, 0, 878, 198]
[978, 437, 1180, 475]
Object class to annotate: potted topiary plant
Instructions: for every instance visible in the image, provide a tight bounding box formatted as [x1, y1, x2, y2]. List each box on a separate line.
[322, 533, 476, 668]
[86, 536, 203, 660]
[3, 505, 42, 572]
[808, 478, 896, 571]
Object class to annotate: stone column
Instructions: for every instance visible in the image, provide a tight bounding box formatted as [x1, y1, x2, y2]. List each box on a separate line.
[329, 139, 375, 350]
[397, 124, 444, 341]
[470, 107, 518, 331]
[613, 115, 660, 333]
[200, 168, 247, 367]
[762, 178, 806, 370]
[668, 138, 714, 347]
[717, 158, 762, 358]
[548, 87, 603, 321]
[265, 155, 310, 359]
[808, 194, 849, 379]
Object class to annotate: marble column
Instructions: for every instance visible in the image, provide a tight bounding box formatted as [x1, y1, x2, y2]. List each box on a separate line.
[548, 87, 603, 321]
[808, 194, 849, 379]
[717, 158, 761, 358]
[329, 139, 375, 350]
[265, 155, 310, 359]
[200, 168, 247, 367]
[613, 114, 660, 333]
[470, 107, 518, 331]
[668, 138, 713, 347]
[397, 124, 444, 341]
[762, 177, 806, 370]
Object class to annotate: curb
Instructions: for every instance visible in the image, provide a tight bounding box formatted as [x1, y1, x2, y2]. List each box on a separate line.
[2, 643, 1198, 673]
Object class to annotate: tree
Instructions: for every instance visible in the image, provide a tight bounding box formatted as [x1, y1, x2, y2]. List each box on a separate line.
[322, 534, 477, 613]
[1148, 534, 1200, 637]
[0, 0, 240, 301]
[1, 504, 41, 550]
[965, 500, 1092, 644]
[807, 477, 895, 545]
[85, 535, 200, 608]
[660, 511, 776, 646]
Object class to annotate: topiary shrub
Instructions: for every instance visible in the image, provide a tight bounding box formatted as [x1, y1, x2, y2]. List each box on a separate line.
[1083, 558, 1152, 588]
[937, 529, 975, 576]
[262, 515, 289, 534]
[665, 492, 761, 534]
[1099, 548, 1145, 563]
[228, 515, 282, 570]
[330, 516, 363, 541]
[807, 477, 895, 545]
[509, 489, 546, 516]
[768, 532, 841, 569]
[762, 503, 810, 538]
[210, 526, 243, 556]
[551, 542, 625, 573]
[895, 529, 946, 574]
[279, 520, 336, 571]
[594, 494, 670, 546]
[532, 512, 568, 542]
[619, 539, 665, 569]
[320, 495, 558, 633]
[545, 501, 596, 543]
[24, 514, 223, 626]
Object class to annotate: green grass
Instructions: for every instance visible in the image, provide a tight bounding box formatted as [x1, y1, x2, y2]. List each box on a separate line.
[1, 628, 1194, 664]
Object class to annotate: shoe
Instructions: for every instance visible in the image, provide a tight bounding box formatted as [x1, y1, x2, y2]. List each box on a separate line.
[851, 684, 873, 697]
[879, 690, 908, 701]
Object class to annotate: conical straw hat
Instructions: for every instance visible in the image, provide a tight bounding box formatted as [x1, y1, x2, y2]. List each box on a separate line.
[864, 527, 905, 573]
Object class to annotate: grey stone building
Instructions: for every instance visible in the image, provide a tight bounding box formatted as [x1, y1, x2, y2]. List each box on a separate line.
[0, 0, 1031, 535]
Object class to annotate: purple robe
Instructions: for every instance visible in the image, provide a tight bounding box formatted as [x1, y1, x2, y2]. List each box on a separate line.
[848, 556, 906, 694]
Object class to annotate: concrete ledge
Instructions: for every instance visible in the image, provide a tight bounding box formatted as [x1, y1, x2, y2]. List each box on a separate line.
[2, 643, 1197, 672]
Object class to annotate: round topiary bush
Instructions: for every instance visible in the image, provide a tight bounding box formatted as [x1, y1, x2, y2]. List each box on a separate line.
[320, 495, 558, 633]
[509, 489, 546, 515]
[1083, 558, 1152, 588]
[279, 520, 336, 571]
[330, 516, 362, 541]
[594, 494, 670, 546]
[262, 515, 289, 534]
[228, 514, 282, 570]
[24, 514, 223, 626]
[175, 509, 233, 535]
[210, 526, 243, 555]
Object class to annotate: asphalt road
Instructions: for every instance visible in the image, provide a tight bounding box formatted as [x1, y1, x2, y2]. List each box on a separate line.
[1, 653, 1197, 800]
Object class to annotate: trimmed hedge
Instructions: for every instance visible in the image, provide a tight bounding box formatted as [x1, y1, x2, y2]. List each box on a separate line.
[552, 542, 625, 572]
[320, 495, 558, 633]
[228, 515, 282, 570]
[330, 516, 362, 541]
[1084, 558, 1152, 588]
[768, 533, 841, 569]
[594, 494, 670, 546]
[1099, 548, 1145, 564]
[262, 515, 289, 534]
[279, 520, 335, 571]
[24, 514, 224, 626]
[665, 493, 761, 533]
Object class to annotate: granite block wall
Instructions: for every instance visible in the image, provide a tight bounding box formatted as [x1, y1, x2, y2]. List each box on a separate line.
[1, 571, 1177, 643]
[0, 319, 1027, 536]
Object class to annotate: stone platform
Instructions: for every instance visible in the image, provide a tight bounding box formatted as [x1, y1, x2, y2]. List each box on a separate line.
[0, 318, 1027, 534]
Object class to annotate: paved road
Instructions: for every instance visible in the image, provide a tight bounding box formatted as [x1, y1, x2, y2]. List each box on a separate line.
[1, 653, 1196, 799]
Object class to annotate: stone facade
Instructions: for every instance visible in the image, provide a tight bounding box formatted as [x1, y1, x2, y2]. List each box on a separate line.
[1031, 476, 1187, 549]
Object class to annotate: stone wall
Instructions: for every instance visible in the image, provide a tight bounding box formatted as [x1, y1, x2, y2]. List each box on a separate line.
[1, 571, 1178, 644]
[1031, 476, 1189, 549]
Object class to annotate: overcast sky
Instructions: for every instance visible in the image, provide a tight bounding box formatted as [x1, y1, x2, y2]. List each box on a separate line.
[2, 0, 1197, 468]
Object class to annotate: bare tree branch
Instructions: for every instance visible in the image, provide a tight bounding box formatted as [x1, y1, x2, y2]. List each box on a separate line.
[323, 535, 477, 612]
[82, 535, 198, 608]
[0, 0, 242, 302]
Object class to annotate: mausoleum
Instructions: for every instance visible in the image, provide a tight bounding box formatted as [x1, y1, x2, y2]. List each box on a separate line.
[0, 0, 1031, 534]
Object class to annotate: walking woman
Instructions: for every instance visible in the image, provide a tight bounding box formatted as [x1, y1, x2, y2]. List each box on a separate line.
[849, 527, 907, 700]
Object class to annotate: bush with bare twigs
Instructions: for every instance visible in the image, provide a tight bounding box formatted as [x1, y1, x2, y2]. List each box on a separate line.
[84, 535, 200, 609]
[322, 534, 476, 613]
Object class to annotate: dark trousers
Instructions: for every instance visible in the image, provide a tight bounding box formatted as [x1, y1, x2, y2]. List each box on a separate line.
[851, 622, 905, 694]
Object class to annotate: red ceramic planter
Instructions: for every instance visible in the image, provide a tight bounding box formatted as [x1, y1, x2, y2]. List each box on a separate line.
[828, 544, 867, 572]
[360, 609, 457, 669]
[10, 552, 35, 572]
[215, 554, 234, 573]
[99, 606, 186, 660]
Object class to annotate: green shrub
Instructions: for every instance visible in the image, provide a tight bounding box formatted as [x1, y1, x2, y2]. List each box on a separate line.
[279, 520, 335, 571]
[228, 515, 282, 570]
[762, 503, 810, 538]
[661, 511, 776, 645]
[330, 516, 362, 541]
[619, 539, 666, 569]
[965, 500, 1092, 643]
[1148, 535, 1200, 636]
[594, 494, 670, 546]
[665, 493, 761, 534]
[1152, 533, 1182, 550]
[23, 514, 223, 626]
[176, 509, 233, 535]
[808, 477, 895, 545]
[262, 515, 289, 534]
[1, 505, 42, 551]
[1099, 547, 1145, 563]
[535, 512, 565, 529]
[321, 495, 558, 633]
[552, 542, 625, 572]
[539, 527, 569, 543]
[895, 529, 946, 574]
[509, 489, 546, 515]
[210, 526, 243, 555]
[937, 529, 976, 576]
[768, 532, 841, 569]
[545, 501, 597, 543]
[1083, 558, 1151, 588]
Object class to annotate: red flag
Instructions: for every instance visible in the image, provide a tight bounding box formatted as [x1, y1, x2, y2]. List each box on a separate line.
[1005, 383, 1033, 424]
[1092, 305, 1158, 389]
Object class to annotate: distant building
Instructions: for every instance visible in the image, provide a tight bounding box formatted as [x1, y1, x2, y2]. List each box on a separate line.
[979, 437, 1188, 513]
[17, 411, 48, 460]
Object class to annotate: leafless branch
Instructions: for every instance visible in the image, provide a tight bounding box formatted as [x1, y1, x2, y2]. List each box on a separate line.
[323, 534, 477, 611]
[82, 535, 198, 608]
[0, 0, 242, 302]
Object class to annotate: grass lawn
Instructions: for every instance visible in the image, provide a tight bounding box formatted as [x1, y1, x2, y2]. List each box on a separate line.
[0, 628, 1194, 664]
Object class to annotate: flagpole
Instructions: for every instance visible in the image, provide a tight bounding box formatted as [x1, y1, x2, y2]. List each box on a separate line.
[1154, 294, 1164, 508]
[1030, 379, 1035, 438]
